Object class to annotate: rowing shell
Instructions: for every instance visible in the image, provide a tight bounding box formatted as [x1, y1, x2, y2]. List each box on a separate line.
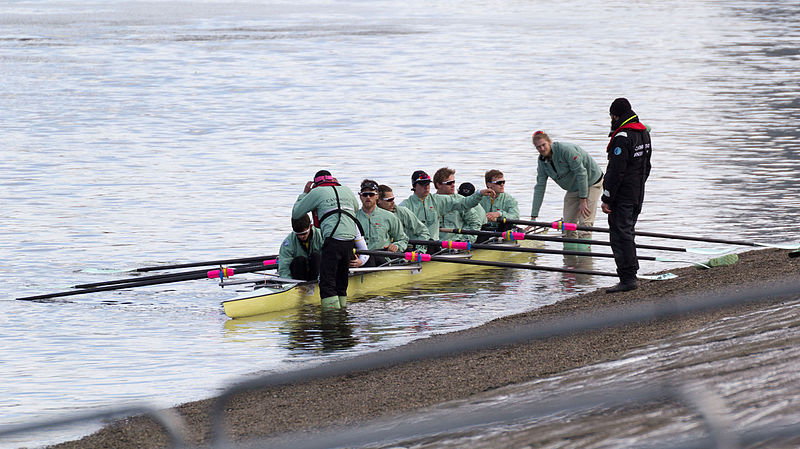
[222, 241, 542, 319]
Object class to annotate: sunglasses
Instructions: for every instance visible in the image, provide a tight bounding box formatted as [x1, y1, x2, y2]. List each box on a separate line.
[490, 180, 506, 185]
[440, 180, 456, 185]
[380, 196, 395, 202]
[294, 228, 311, 235]
[360, 192, 377, 197]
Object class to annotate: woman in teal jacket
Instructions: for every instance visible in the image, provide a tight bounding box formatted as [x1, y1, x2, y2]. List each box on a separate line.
[529, 131, 603, 243]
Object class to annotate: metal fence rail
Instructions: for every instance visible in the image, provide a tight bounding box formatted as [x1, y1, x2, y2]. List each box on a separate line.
[3, 279, 799, 449]
[0, 405, 188, 448]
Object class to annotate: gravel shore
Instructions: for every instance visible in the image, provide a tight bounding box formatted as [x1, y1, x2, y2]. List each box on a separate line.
[49, 248, 800, 449]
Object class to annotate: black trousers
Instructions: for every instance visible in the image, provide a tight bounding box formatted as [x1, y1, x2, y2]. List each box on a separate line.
[319, 238, 354, 298]
[289, 253, 321, 281]
[607, 202, 641, 283]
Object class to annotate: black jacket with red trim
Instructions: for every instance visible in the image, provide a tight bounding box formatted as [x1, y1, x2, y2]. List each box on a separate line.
[601, 119, 652, 208]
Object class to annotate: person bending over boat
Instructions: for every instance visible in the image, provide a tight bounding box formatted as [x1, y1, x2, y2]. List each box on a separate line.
[292, 170, 361, 311]
[601, 98, 652, 293]
[478, 169, 519, 240]
[278, 214, 324, 281]
[529, 130, 603, 248]
[377, 184, 431, 253]
[434, 167, 483, 245]
[356, 179, 409, 267]
[400, 170, 495, 242]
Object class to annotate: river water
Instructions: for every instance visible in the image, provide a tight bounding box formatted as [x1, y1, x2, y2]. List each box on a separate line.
[1, 0, 798, 448]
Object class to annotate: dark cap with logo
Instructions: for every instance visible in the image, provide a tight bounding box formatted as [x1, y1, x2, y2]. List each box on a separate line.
[458, 182, 475, 197]
[411, 170, 431, 186]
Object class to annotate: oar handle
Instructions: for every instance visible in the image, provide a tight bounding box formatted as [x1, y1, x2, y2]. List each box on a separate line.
[501, 217, 769, 247]
[409, 239, 669, 261]
[18, 262, 275, 302]
[355, 249, 618, 277]
[501, 218, 608, 233]
[74, 259, 279, 289]
[132, 254, 279, 272]
[439, 228, 690, 253]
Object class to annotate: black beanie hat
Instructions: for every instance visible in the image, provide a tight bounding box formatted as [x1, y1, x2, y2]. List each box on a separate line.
[609, 97, 633, 117]
[458, 182, 475, 197]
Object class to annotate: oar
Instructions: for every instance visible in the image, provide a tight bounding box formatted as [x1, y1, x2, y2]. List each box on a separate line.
[440, 228, 731, 255]
[72, 259, 279, 289]
[16, 261, 277, 302]
[501, 218, 800, 250]
[81, 254, 279, 274]
[355, 249, 676, 281]
[409, 239, 735, 269]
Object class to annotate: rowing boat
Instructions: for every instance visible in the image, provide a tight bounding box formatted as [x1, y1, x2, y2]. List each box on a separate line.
[222, 240, 544, 319]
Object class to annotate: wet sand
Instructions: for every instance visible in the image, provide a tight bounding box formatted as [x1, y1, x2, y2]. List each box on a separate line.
[50, 248, 800, 448]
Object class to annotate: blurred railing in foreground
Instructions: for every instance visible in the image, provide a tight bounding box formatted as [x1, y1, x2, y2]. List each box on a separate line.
[2, 280, 799, 449]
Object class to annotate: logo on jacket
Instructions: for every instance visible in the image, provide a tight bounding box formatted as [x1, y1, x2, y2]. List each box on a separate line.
[613, 147, 622, 155]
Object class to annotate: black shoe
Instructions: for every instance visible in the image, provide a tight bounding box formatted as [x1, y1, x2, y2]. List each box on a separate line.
[605, 281, 638, 293]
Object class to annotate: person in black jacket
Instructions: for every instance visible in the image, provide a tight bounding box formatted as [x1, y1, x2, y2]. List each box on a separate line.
[601, 98, 652, 293]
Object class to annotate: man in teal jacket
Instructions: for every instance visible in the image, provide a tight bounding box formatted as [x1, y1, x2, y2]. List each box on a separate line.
[480, 169, 520, 233]
[278, 214, 324, 280]
[434, 167, 483, 244]
[400, 170, 495, 241]
[530, 130, 603, 245]
[355, 179, 409, 266]
[292, 170, 360, 310]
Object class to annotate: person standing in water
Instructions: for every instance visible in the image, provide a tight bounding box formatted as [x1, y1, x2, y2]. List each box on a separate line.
[292, 170, 360, 310]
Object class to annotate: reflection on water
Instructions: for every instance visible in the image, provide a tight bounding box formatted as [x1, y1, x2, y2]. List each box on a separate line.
[223, 266, 540, 355]
[286, 307, 359, 352]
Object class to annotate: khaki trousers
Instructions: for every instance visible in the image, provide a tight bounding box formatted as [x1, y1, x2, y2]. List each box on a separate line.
[562, 178, 603, 240]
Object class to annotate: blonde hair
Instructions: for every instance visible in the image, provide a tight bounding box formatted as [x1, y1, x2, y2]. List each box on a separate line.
[532, 130, 551, 143]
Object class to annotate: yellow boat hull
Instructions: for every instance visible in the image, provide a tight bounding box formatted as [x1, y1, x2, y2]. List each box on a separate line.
[222, 241, 542, 319]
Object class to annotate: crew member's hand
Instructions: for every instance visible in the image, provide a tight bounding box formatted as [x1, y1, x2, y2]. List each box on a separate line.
[303, 181, 314, 193]
[479, 188, 497, 199]
[486, 211, 501, 222]
[385, 243, 399, 252]
[601, 202, 611, 214]
[350, 258, 364, 268]
[579, 198, 591, 217]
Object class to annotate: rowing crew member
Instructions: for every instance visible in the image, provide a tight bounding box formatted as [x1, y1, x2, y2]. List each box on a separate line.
[400, 169, 496, 242]
[529, 130, 603, 248]
[434, 167, 483, 245]
[292, 170, 361, 311]
[479, 169, 519, 233]
[278, 214, 323, 281]
[377, 184, 431, 253]
[356, 179, 409, 266]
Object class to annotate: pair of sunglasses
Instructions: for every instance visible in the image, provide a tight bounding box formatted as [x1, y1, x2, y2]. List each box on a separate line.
[360, 192, 378, 197]
[490, 180, 506, 185]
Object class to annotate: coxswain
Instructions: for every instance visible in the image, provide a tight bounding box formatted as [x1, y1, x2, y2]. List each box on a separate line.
[278, 214, 323, 280]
